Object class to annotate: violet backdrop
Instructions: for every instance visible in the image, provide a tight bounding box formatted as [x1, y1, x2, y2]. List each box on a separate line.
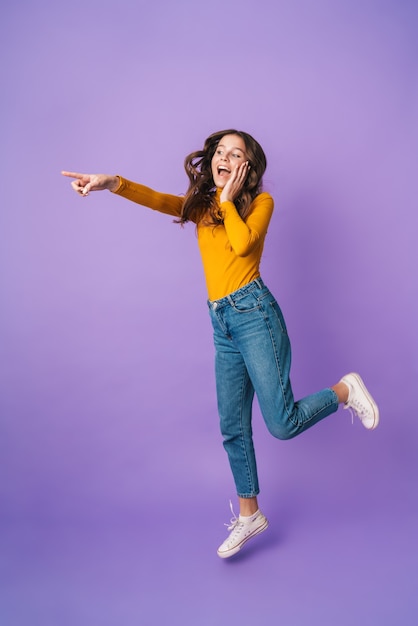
[1, 0, 417, 624]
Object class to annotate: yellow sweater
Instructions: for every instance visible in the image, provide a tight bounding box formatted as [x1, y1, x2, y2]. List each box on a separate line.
[113, 177, 274, 301]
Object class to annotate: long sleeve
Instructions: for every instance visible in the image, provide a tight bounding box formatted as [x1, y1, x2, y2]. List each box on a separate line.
[112, 177, 184, 217]
[219, 192, 274, 257]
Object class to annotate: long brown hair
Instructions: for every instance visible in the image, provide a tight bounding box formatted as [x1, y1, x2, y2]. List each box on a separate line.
[179, 129, 267, 225]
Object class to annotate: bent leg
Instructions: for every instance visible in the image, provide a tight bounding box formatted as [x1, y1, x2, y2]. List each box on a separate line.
[238, 293, 338, 439]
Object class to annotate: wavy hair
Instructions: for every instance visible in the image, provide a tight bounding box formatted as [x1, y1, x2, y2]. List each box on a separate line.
[178, 129, 267, 225]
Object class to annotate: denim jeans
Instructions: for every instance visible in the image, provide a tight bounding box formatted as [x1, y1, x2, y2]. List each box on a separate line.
[208, 278, 339, 498]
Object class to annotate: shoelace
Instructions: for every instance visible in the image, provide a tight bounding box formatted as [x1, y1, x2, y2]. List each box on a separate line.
[224, 500, 245, 535]
[345, 405, 355, 425]
[345, 398, 368, 425]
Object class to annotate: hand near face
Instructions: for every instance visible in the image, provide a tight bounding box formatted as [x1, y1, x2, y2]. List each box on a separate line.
[61, 171, 120, 196]
[219, 161, 250, 204]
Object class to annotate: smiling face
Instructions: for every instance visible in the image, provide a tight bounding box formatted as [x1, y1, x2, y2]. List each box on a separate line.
[211, 134, 247, 188]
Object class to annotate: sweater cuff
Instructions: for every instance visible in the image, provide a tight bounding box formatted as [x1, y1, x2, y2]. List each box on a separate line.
[111, 175, 124, 194]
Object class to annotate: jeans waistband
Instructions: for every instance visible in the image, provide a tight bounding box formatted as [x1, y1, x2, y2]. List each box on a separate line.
[208, 277, 266, 310]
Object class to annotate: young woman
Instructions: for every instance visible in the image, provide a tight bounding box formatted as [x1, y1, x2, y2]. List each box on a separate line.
[62, 129, 379, 559]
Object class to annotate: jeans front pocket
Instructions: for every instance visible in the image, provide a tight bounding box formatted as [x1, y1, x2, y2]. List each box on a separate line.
[231, 291, 261, 313]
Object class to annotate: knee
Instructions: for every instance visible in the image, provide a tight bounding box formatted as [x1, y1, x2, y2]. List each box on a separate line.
[266, 422, 298, 441]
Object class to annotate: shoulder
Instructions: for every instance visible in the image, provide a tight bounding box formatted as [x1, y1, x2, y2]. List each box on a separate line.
[251, 191, 274, 210]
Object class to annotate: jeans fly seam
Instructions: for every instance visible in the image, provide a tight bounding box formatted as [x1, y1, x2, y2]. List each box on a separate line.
[213, 309, 230, 340]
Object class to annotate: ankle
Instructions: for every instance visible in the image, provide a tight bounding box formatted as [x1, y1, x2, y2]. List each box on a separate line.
[238, 496, 259, 517]
[332, 381, 349, 404]
[239, 510, 260, 523]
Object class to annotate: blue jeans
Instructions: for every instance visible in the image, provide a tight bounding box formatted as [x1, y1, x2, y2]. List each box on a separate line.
[208, 278, 338, 498]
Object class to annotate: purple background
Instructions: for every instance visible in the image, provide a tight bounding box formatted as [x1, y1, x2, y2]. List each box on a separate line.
[1, 0, 417, 624]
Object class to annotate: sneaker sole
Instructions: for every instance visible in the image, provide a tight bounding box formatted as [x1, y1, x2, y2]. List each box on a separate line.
[217, 518, 269, 559]
[345, 372, 380, 429]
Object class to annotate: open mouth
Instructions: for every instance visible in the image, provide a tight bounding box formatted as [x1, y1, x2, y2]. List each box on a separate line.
[217, 166, 231, 176]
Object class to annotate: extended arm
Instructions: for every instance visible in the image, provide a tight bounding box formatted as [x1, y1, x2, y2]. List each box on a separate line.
[62, 172, 184, 218]
[112, 177, 183, 217]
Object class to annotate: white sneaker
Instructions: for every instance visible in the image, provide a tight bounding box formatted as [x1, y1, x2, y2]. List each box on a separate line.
[340, 372, 379, 430]
[217, 502, 269, 559]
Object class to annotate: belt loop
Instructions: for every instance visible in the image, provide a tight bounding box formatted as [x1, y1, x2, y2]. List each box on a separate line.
[255, 278, 262, 289]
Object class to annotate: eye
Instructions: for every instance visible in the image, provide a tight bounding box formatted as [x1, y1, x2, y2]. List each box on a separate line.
[232, 153, 242, 159]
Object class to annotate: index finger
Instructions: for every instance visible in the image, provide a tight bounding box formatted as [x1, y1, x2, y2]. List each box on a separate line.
[61, 170, 85, 179]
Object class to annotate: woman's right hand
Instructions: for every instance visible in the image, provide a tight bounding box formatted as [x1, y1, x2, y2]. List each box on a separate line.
[61, 171, 120, 196]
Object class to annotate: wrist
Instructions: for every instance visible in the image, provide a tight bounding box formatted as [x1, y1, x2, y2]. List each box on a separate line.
[108, 175, 120, 192]
[220, 192, 232, 204]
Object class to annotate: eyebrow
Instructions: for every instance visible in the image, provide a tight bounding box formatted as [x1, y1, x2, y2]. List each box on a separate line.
[217, 144, 245, 153]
